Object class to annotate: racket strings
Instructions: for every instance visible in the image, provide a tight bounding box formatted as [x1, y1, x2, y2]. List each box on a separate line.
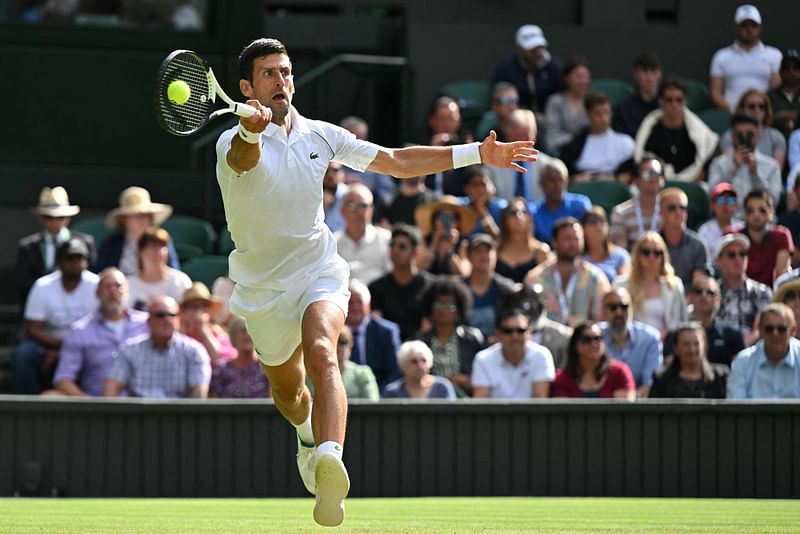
[157, 52, 214, 135]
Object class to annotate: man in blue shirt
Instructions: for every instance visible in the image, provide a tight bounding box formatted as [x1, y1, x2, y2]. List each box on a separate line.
[600, 287, 663, 397]
[532, 159, 591, 244]
[728, 303, 800, 399]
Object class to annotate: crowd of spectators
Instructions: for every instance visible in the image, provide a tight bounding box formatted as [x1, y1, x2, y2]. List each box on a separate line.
[8, 3, 800, 401]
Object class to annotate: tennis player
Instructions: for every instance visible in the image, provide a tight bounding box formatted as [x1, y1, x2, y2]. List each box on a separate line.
[216, 37, 536, 527]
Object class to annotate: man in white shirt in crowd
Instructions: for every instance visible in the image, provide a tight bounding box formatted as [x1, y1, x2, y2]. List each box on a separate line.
[335, 182, 392, 285]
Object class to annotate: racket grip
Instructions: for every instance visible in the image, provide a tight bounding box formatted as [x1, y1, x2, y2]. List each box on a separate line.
[233, 103, 257, 118]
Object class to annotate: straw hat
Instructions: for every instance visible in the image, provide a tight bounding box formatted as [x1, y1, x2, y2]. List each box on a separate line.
[414, 195, 477, 236]
[105, 186, 173, 229]
[32, 186, 80, 217]
[181, 282, 223, 316]
[772, 278, 800, 304]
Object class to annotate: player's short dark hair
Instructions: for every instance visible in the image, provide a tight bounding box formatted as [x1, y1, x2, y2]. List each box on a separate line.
[391, 223, 421, 248]
[239, 38, 289, 82]
[584, 91, 610, 112]
[658, 76, 687, 98]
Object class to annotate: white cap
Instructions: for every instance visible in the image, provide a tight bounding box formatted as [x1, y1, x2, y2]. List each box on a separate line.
[516, 25, 548, 50]
[734, 4, 762, 25]
[716, 232, 751, 258]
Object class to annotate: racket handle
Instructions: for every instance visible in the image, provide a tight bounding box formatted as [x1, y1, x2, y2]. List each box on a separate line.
[233, 103, 257, 118]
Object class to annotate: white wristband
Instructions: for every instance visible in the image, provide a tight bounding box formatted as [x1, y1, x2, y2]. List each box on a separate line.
[238, 124, 261, 144]
[452, 142, 482, 169]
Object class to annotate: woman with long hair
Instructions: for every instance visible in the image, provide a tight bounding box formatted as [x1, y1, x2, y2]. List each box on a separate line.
[581, 206, 630, 283]
[613, 231, 687, 338]
[127, 227, 192, 310]
[721, 88, 787, 171]
[551, 321, 635, 399]
[495, 196, 551, 283]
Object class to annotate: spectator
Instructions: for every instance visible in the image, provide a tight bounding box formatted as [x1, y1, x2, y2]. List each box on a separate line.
[531, 159, 592, 244]
[415, 195, 476, 277]
[610, 153, 665, 249]
[95, 186, 179, 275]
[551, 321, 636, 400]
[581, 207, 631, 284]
[772, 279, 800, 340]
[338, 116, 396, 205]
[544, 56, 592, 154]
[383, 340, 457, 399]
[472, 308, 554, 398]
[334, 183, 392, 285]
[374, 175, 436, 228]
[329, 325, 379, 401]
[720, 90, 786, 171]
[739, 189, 793, 287]
[490, 24, 563, 113]
[709, 4, 782, 112]
[778, 178, 800, 253]
[715, 233, 772, 345]
[767, 50, 800, 139]
[209, 317, 270, 398]
[476, 82, 521, 141]
[614, 232, 688, 338]
[464, 233, 517, 342]
[664, 276, 744, 367]
[528, 217, 610, 326]
[322, 161, 347, 233]
[50, 268, 148, 397]
[15, 186, 96, 305]
[560, 91, 635, 180]
[599, 287, 662, 397]
[791, 129, 800, 170]
[613, 51, 663, 137]
[368, 223, 433, 341]
[344, 279, 402, 391]
[415, 276, 484, 395]
[127, 227, 192, 310]
[495, 197, 551, 284]
[650, 322, 729, 398]
[180, 282, 236, 366]
[635, 77, 719, 182]
[728, 303, 800, 398]
[103, 295, 211, 398]
[658, 187, 710, 290]
[504, 283, 572, 368]
[458, 165, 507, 240]
[426, 95, 469, 150]
[708, 113, 782, 214]
[697, 183, 744, 258]
[12, 239, 99, 394]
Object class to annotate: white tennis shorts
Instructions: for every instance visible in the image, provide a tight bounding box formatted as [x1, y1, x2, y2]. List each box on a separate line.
[229, 258, 350, 367]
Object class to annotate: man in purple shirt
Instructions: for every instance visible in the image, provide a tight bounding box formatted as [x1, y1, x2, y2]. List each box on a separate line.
[52, 268, 148, 396]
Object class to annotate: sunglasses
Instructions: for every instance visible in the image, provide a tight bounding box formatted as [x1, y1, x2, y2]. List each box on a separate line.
[763, 324, 788, 335]
[745, 103, 766, 110]
[345, 201, 371, 210]
[433, 302, 457, 312]
[663, 96, 685, 104]
[337, 339, 351, 346]
[691, 288, 718, 297]
[715, 195, 737, 206]
[783, 290, 800, 301]
[745, 207, 769, 215]
[389, 240, 411, 250]
[724, 250, 748, 259]
[43, 215, 68, 220]
[579, 334, 604, 344]
[150, 311, 178, 319]
[605, 302, 629, 312]
[500, 327, 529, 335]
[666, 203, 688, 212]
[494, 96, 519, 105]
[639, 248, 664, 258]
[508, 208, 528, 217]
[639, 170, 662, 181]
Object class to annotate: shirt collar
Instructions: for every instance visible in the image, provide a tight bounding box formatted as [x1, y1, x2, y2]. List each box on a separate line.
[263, 106, 309, 138]
[733, 40, 765, 53]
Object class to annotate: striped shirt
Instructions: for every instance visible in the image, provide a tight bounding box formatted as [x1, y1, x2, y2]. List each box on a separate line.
[109, 332, 211, 398]
[610, 199, 661, 249]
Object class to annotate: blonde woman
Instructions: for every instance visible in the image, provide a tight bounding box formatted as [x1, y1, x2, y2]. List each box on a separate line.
[613, 231, 687, 338]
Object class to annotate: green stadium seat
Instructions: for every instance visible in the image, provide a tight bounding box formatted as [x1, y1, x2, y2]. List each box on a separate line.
[71, 215, 112, 246]
[683, 78, 711, 112]
[664, 180, 710, 230]
[162, 215, 216, 255]
[440, 80, 491, 133]
[697, 108, 732, 136]
[568, 181, 632, 217]
[181, 255, 229, 288]
[217, 225, 235, 255]
[591, 78, 634, 106]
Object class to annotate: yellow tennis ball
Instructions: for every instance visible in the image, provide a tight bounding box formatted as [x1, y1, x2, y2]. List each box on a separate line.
[167, 80, 191, 105]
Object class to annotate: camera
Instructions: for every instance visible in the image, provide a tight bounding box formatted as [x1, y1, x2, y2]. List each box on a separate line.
[438, 211, 455, 233]
[735, 131, 755, 150]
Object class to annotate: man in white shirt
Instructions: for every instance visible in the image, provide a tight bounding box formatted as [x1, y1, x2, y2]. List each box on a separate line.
[215, 38, 536, 526]
[709, 4, 782, 111]
[471, 308, 555, 398]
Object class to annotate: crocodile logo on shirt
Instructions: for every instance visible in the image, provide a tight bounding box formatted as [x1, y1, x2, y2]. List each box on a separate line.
[309, 152, 319, 160]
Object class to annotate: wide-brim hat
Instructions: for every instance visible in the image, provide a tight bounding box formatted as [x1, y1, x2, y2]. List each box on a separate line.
[32, 186, 80, 217]
[106, 186, 173, 229]
[772, 278, 800, 304]
[181, 282, 223, 316]
[414, 195, 477, 236]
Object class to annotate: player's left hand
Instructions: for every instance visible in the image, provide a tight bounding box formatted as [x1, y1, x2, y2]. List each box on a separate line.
[478, 130, 538, 172]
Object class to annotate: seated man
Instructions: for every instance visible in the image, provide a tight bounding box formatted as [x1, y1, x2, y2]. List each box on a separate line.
[374, 175, 436, 228]
[463, 233, 517, 342]
[697, 183, 744, 258]
[739, 189, 793, 287]
[52, 268, 148, 396]
[658, 187, 710, 290]
[767, 50, 800, 139]
[475, 82, 520, 141]
[504, 283, 572, 368]
[531, 160, 591, 244]
[610, 153, 665, 249]
[613, 51, 663, 137]
[103, 295, 211, 398]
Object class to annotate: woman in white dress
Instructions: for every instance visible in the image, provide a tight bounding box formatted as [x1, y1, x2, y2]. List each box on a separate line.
[127, 227, 192, 310]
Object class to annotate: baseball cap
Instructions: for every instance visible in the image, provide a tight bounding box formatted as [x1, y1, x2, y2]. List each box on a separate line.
[516, 25, 548, 50]
[468, 233, 496, 252]
[734, 4, 761, 25]
[710, 183, 738, 201]
[57, 238, 90, 260]
[715, 232, 750, 258]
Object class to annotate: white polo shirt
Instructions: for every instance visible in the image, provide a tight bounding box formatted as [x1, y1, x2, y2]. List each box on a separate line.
[710, 41, 782, 109]
[471, 340, 555, 399]
[215, 107, 380, 290]
[335, 224, 392, 285]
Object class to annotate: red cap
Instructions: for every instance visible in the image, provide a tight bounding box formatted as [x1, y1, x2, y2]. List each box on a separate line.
[711, 182, 737, 201]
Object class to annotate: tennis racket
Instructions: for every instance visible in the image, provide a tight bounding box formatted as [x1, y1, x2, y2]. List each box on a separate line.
[154, 49, 257, 136]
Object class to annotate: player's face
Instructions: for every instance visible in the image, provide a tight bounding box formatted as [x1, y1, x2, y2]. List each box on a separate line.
[245, 53, 295, 122]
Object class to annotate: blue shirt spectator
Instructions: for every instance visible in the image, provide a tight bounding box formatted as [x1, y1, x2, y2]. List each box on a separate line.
[382, 375, 457, 399]
[532, 192, 592, 243]
[601, 320, 662, 389]
[728, 338, 800, 399]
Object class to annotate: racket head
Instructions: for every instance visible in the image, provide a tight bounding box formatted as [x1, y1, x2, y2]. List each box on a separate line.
[154, 50, 216, 136]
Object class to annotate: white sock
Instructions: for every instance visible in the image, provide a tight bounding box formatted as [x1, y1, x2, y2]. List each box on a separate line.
[316, 441, 343, 461]
[293, 409, 314, 446]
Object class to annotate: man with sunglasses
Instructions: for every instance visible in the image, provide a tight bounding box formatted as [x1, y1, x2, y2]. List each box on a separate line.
[599, 288, 661, 397]
[698, 183, 744, 258]
[658, 188, 710, 291]
[335, 183, 392, 285]
[103, 295, 211, 398]
[715, 233, 773, 346]
[728, 303, 800, 399]
[610, 154, 665, 249]
[739, 189, 793, 287]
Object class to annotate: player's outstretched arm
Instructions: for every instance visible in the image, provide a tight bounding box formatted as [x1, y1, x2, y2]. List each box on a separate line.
[368, 130, 537, 179]
[226, 99, 272, 174]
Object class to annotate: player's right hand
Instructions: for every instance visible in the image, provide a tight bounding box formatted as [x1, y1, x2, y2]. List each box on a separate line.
[240, 99, 272, 132]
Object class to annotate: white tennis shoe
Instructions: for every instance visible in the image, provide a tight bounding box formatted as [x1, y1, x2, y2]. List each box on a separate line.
[313, 453, 350, 527]
[296, 435, 317, 495]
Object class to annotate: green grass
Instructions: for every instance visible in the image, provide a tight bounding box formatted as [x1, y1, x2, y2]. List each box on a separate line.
[0, 497, 798, 533]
